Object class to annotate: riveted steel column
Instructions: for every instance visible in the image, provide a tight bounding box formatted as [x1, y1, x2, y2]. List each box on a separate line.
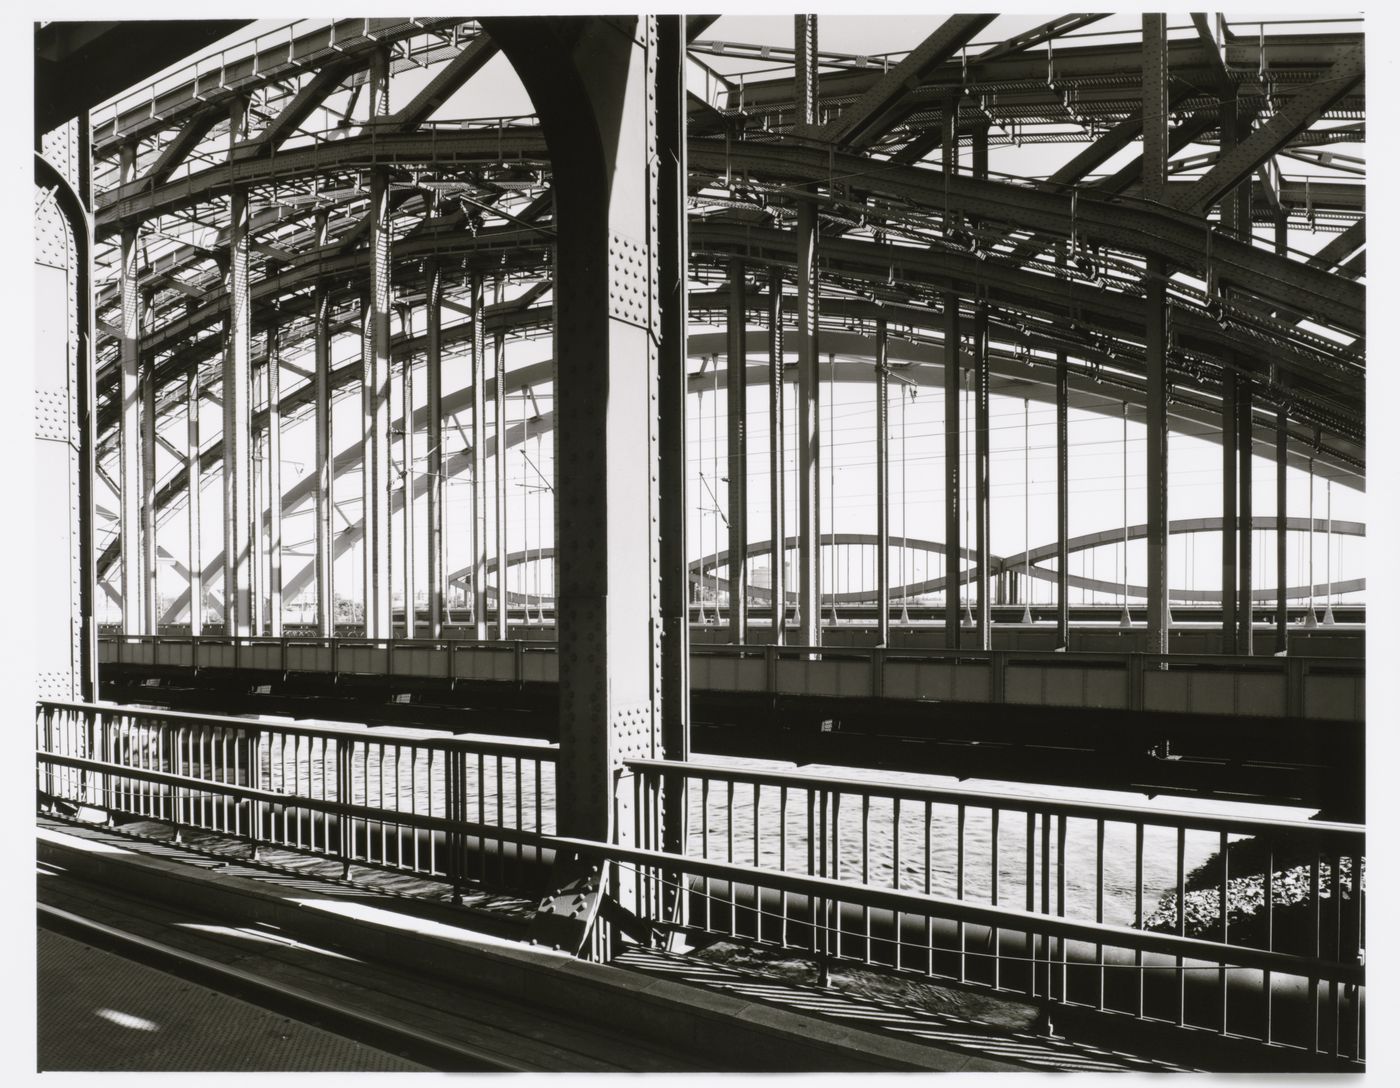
[313, 269, 334, 636]
[971, 126, 990, 649]
[1142, 14, 1171, 655]
[768, 268, 786, 645]
[186, 367, 201, 635]
[1276, 406, 1288, 651]
[657, 12, 691, 889]
[267, 325, 283, 636]
[1238, 379, 1253, 654]
[251, 365, 264, 634]
[795, 15, 821, 648]
[795, 15, 818, 131]
[942, 93, 962, 649]
[875, 319, 890, 646]
[117, 143, 143, 635]
[470, 271, 488, 638]
[1274, 215, 1288, 651]
[795, 204, 820, 649]
[364, 45, 394, 639]
[224, 97, 252, 636]
[426, 259, 444, 637]
[482, 16, 667, 846]
[1222, 373, 1238, 653]
[402, 323, 416, 640]
[726, 259, 748, 642]
[973, 303, 990, 649]
[1056, 342, 1069, 648]
[139, 291, 157, 635]
[494, 276, 509, 640]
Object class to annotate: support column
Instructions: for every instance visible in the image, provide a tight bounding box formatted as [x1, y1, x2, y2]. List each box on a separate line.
[224, 97, 252, 636]
[364, 44, 393, 639]
[401, 338, 415, 639]
[1222, 373, 1238, 653]
[140, 292, 158, 635]
[768, 268, 786, 645]
[251, 366, 264, 634]
[267, 325, 283, 636]
[313, 270, 334, 637]
[1142, 13, 1171, 655]
[117, 143, 143, 636]
[795, 14, 821, 648]
[942, 91, 961, 650]
[426, 259, 444, 636]
[1275, 407, 1288, 651]
[875, 319, 890, 646]
[973, 299, 990, 648]
[495, 276, 509, 640]
[470, 271, 488, 638]
[972, 126, 990, 649]
[186, 367, 202, 635]
[1274, 214, 1288, 652]
[1056, 346, 1069, 648]
[726, 259, 748, 642]
[1238, 379, 1253, 654]
[483, 15, 670, 847]
[657, 12, 691, 885]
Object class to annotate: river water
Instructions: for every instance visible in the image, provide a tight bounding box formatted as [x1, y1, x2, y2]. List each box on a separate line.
[94, 709, 1316, 933]
[238, 717, 1315, 931]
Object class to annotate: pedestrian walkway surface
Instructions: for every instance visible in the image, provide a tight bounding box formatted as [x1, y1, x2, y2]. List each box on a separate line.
[38, 928, 426, 1072]
[36, 814, 1188, 1072]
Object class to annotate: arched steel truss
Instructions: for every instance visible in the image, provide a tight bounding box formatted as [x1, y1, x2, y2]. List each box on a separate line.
[91, 14, 1365, 650]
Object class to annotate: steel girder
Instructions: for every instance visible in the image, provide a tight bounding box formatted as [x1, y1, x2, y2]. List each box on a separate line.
[95, 127, 1362, 336]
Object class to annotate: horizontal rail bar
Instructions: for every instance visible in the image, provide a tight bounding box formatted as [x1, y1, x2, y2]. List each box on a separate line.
[38, 700, 556, 760]
[554, 836, 1364, 985]
[37, 749, 550, 851]
[628, 758, 1364, 841]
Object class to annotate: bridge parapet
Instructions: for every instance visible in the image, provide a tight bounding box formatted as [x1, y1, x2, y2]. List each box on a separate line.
[98, 635, 1364, 723]
[36, 699, 1365, 1066]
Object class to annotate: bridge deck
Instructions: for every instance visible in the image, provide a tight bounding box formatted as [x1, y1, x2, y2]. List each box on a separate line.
[38, 816, 1048, 1072]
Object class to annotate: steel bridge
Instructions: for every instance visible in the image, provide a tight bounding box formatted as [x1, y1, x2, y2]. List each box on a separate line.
[34, 13, 1365, 1072]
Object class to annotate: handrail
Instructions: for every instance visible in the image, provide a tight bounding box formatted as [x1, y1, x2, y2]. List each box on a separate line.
[38, 747, 550, 850]
[35, 698, 1364, 1060]
[38, 699, 556, 759]
[554, 835, 1364, 985]
[625, 757, 1365, 839]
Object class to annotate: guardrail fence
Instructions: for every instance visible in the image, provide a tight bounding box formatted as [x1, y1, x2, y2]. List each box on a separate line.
[37, 700, 1363, 1064]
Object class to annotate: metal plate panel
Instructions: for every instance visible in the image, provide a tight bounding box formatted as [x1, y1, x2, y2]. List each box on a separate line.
[394, 646, 448, 678]
[774, 659, 810, 694]
[286, 645, 333, 673]
[244, 645, 283, 671]
[951, 663, 992, 702]
[1235, 672, 1287, 718]
[155, 643, 193, 668]
[195, 643, 235, 669]
[1004, 665, 1044, 705]
[516, 650, 556, 683]
[1143, 669, 1189, 713]
[1303, 675, 1363, 721]
[1083, 667, 1129, 709]
[341, 646, 388, 674]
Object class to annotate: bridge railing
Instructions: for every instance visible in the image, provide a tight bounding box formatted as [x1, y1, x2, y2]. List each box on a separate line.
[35, 699, 557, 895]
[36, 699, 1364, 1062]
[622, 756, 1364, 1061]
